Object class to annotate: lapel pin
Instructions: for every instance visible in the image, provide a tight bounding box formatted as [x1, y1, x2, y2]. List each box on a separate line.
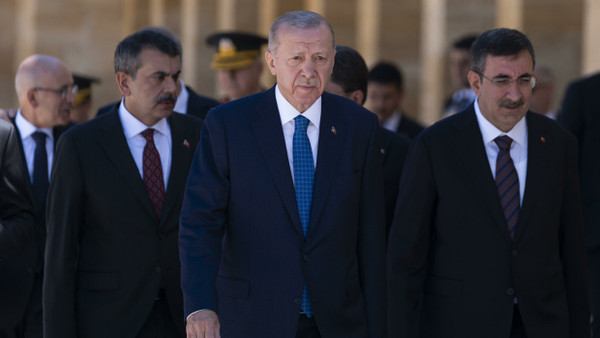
[380, 148, 386, 155]
[331, 126, 337, 135]
[183, 139, 190, 148]
[540, 136, 546, 143]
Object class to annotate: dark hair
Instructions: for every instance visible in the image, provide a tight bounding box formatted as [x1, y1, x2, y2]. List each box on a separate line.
[114, 27, 181, 79]
[470, 28, 535, 75]
[452, 34, 478, 50]
[368, 61, 403, 89]
[331, 45, 368, 105]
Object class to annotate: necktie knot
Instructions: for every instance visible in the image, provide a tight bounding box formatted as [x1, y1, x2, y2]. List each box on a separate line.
[494, 135, 513, 151]
[141, 128, 155, 143]
[32, 131, 47, 146]
[294, 115, 310, 134]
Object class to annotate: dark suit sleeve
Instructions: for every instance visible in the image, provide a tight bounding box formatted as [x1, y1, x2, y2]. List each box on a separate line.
[0, 123, 36, 258]
[387, 134, 436, 338]
[558, 81, 584, 140]
[560, 137, 592, 337]
[179, 108, 228, 318]
[43, 132, 84, 337]
[359, 117, 388, 338]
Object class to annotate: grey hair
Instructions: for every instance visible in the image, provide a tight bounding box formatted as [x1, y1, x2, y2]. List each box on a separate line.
[114, 27, 181, 79]
[268, 11, 335, 53]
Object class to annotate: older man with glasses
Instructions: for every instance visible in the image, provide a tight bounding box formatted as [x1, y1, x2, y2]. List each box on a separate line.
[0, 54, 75, 337]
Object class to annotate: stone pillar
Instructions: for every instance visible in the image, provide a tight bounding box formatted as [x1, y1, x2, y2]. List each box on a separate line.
[149, 0, 165, 26]
[181, 0, 199, 88]
[495, 0, 523, 30]
[305, 0, 325, 15]
[419, 0, 446, 125]
[217, 0, 236, 31]
[15, 0, 37, 64]
[356, 0, 381, 66]
[582, 0, 600, 75]
[122, 0, 136, 36]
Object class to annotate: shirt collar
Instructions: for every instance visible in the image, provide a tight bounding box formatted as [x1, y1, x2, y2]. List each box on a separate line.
[474, 98, 527, 147]
[118, 100, 170, 139]
[173, 79, 188, 114]
[275, 84, 321, 129]
[15, 109, 54, 140]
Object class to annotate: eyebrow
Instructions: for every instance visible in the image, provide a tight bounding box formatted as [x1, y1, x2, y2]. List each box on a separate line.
[493, 72, 533, 79]
[152, 70, 181, 77]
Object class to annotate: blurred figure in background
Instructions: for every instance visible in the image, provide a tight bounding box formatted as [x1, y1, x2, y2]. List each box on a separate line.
[206, 32, 268, 103]
[530, 65, 557, 119]
[442, 34, 478, 118]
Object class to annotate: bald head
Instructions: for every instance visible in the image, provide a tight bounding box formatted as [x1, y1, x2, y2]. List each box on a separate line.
[15, 54, 74, 128]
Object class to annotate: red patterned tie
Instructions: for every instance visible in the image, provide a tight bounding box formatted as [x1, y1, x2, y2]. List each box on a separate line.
[494, 135, 519, 239]
[141, 129, 165, 218]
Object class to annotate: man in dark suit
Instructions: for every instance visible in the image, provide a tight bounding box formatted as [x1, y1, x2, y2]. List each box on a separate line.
[325, 44, 410, 233]
[559, 72, 600, 336]
[0, 119, 37, 338]
[96, 26, 219, 120]
[180, 11, 386, 338]
[44, 28, 203, 338]
[1, 54, 75, 338]
[367, 61, 424, 140]
[388, 28, 590, 338]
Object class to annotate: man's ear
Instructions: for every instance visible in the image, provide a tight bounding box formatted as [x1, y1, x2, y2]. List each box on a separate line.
[116, 72, 132, 96]
[27, 89, 38, 108]
[348, 89, 364, 106]
[468, 70, 482, 97]
[265, 50, 276, 76]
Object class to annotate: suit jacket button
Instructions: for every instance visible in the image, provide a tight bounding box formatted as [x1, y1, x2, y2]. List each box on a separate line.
[304, 255, 310, 262]
[294, 297, 302, 305]
[155, 266, 162, 273]
[506, 288, 515, 296]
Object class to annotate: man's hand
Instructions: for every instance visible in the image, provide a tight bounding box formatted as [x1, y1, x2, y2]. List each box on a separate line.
[0, 108, 17, 122]
[186, 310, 220, 338]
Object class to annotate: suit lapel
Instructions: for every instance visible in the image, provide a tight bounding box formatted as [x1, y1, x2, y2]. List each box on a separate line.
[252, 88, 304, 237]
[515, 113, 551, 242]
[307, 93, 345, 239]
[453, 107, 512, 244]
[160, 114, 192, 225]
[99, 108, 157, 220]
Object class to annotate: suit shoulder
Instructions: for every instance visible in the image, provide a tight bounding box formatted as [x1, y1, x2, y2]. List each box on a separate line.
[566, 72, 600, 92]
[381, 128, 411, 148]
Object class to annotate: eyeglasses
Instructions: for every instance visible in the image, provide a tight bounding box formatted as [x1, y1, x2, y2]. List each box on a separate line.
[476, 72, 536, 89]
[33, 85, 78, 99]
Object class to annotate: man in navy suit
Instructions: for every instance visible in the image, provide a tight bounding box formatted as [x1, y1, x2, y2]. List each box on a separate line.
[387, 28, 590, 338]
[324, 45, 410, 235]
[180, 10, 386, 338]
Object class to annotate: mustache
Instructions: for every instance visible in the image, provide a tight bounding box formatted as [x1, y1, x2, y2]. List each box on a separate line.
[156, 93, 177, 105]
[499, 98, 524, 109]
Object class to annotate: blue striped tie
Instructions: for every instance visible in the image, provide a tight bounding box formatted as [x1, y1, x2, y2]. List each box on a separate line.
[494, 136, 520, 239]
[31, 131, 49, 218]
[293, 115, 314, 317]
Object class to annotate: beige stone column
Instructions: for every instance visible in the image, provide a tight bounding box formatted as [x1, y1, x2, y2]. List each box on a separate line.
[181, 0, 199, 88]
[495, 0, 523, 30]
[15, 0, 37, 64]
[356, 0, 381, 66]
[149, 0, 165, 27]
[419, 0, 446, 125]
[305, 0, 325, 15]
[259, 0, 277, 88]
[122, 0, 136, 36]
[582, 0, 600, 75]
[217, 0, 236, 31]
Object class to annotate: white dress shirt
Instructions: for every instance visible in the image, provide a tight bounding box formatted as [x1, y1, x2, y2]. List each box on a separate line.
[15, 110, 54, 182]
[276, 84, 320, 182]
[474, 98, 528, 205]
[381, 110, 402, 132]
[118, 100, 172, 190]
[173, 79, 189, 114]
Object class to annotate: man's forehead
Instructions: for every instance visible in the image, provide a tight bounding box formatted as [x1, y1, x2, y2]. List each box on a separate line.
[484, 52, 533, 73]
